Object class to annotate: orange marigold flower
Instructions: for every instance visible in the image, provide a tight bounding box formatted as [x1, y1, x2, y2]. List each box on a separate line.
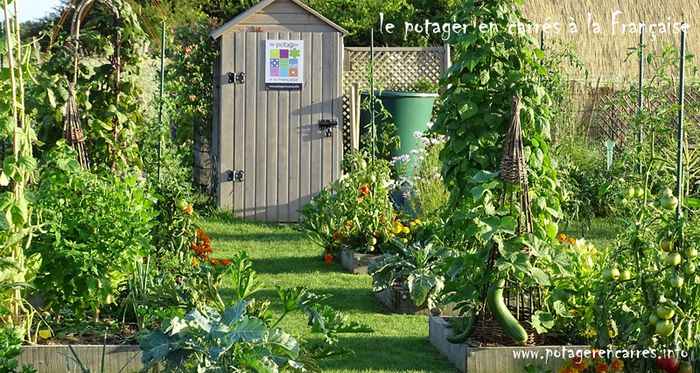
[192, 257, 199, 266]
[324, 253, 333, 265]
[595, 363, 608, 373]
[221, 259, 231, 266]
[610, 359, 624, 371]
[568, 237, 575, 244]
[572, 356, 589, 371]
[347, 220, 353, 228]
[211, 259, 219, 266]
[374, 231, 381, 238]
[184, 205, 194, 214]
[332, 231, 342, 241]
[559, 233, 567, 240]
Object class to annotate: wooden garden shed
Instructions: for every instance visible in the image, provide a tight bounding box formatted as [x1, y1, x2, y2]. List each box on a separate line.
[211, 0, 347, 222]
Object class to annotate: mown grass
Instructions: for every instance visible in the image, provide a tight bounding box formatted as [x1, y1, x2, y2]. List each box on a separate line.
[199, 212, 624, 372]
[199, 212, 458, 373]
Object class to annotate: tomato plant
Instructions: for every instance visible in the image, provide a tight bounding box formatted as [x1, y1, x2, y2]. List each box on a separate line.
[300, 150, 396, 254]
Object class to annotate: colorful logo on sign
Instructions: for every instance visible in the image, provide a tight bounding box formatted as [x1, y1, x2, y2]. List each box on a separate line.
[265, 40, 303, 87]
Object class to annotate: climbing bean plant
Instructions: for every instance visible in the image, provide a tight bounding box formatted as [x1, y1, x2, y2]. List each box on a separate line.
[434, 0, 567, 335]
[434, 0, 560, 224]
[32, 0, 148, 171]
[0, 0, 39, 341]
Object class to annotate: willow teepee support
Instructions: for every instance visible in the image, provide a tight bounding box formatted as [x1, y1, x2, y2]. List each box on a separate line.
[63, 0, 120, 170]
[500, 96, 534, 234]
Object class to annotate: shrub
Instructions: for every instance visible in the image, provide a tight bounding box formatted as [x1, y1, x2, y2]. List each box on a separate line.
[29, 142, 157, 318]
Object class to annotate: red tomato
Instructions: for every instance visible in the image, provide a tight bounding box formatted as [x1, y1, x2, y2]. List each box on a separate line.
[657, 357, 680, 373]
[360, 185, 369, 196]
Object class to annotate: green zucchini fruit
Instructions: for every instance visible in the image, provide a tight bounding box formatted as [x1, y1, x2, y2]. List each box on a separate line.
[446, 311, 477, 344]
[487, 279, 528, 343]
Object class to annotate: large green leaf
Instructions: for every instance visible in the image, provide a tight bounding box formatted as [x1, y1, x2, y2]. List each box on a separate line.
[407, 272, 436, 306]
[139, 330, 174, 365]
[226, 316, 265, 343]
[267, 328, 300, 359]
[221, 301, 248, 327]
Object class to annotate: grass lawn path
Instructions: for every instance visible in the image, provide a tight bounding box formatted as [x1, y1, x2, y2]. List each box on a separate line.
[200, 214, 458, 373]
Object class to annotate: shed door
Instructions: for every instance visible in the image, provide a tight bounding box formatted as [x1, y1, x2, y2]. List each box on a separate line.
[220, 31, 343, 222]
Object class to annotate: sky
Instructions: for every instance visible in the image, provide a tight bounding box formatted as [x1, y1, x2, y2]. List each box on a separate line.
[6, 0, 64, 22]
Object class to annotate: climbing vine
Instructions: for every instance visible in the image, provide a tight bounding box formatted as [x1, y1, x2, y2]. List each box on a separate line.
[434, 0, 561, 233]
[31, 0, 148, 171]
[0, 0, 40, 341]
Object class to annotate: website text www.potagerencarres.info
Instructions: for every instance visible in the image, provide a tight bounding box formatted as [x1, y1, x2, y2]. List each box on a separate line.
[378, 11, 690, 41]
[511, 346, 692, 363]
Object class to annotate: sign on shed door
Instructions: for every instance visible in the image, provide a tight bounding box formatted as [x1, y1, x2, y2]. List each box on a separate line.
[227, 32, 343, 222]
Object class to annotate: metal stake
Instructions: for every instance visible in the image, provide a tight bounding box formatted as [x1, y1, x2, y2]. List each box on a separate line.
[637, 27, 645, 174]
[675, 25, 686, 221]
[158, 22, 165, 182]
[370, 28, 376, 163]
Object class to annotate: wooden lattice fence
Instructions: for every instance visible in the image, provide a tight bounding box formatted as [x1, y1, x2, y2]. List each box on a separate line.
[591, 86, 700, 147]
[341, 46, 450, 155]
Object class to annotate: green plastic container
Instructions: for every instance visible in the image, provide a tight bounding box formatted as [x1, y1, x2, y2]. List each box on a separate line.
[359, 91, 438, 159]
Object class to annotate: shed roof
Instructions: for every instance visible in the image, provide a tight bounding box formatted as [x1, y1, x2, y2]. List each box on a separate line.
[211, 0, 348, 39]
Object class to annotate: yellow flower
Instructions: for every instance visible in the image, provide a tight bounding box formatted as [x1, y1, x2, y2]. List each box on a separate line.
[402, 226, 410, 234]
[585, 328, 597, 338]
[410, 221, 416, 228]
[414, 219, 422, 225]
[393, 225, 402, 234]
[402, 238, 408, 244]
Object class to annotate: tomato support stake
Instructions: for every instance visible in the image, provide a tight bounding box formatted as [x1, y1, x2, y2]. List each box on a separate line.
[369, 28, 376, 163]
[675, 25, 686, 221]
[637, 26, 645, 174]
[158, 21, 166, 182]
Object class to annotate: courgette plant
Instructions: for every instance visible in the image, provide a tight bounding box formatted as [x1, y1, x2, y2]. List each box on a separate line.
[139, 250, 373, 372]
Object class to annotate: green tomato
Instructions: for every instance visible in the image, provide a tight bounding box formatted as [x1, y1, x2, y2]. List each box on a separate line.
[358, 159, 367, 169]
[665, 252, 682, 267]
[635, 187, 645, 198]
[656, 305, 675, 320]
[683, 262, 696, 276]
[370, 237, 378, 246]
[625, 187, 636, 199]
[603, 268, 620, 281]
[176, 199, 188, 209]
[683, 248, 698, 260]
[619, 269, 631, 281]
[655, 319, 675, 337]
[670, 275, 685, 288]
[649, 313, 659, 325]
[660, 240, 672, 252]
[660, 196, 679, 210]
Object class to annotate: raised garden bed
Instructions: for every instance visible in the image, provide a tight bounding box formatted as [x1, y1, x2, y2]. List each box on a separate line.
[374, 284, 459, 316]
[339, 248, 380, 275]
[428, 316, 589, 373]
[18, 345, 143, 373]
